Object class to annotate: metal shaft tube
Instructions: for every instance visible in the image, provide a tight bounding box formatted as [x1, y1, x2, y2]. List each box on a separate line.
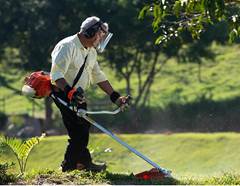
[51, 94, 171, 176]
[82, 114, 171, 176]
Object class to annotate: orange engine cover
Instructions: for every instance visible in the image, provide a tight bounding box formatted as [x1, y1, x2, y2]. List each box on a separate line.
[24, 71, 52, 98]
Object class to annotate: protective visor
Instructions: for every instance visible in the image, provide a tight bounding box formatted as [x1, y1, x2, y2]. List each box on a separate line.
[96, 32, 113, 53]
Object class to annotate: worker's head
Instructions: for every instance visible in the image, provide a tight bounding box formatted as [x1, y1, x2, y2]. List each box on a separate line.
[80, 16, 112, 52]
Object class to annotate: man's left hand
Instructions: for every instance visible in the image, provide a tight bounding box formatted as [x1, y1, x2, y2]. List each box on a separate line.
[115, 95, 131, 111]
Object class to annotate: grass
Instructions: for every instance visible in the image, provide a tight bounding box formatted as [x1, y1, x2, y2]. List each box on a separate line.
[1, 133, 240, 179]
[1, 133, 240, 184]
[3, 169, 240, 185]
[16, 169, 177, 185]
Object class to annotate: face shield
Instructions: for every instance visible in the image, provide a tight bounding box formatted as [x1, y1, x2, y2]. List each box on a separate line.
[96, 32, 113, 53]
[94, 22, 112, 53]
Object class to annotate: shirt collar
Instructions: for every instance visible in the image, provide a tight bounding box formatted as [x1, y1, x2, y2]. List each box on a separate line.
[75, 34, 90, 52]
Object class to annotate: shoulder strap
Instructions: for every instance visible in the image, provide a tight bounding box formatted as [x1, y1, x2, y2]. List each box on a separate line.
[71, 55, 88, 88]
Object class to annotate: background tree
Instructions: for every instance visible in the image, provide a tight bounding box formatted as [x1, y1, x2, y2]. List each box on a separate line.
[0, 0, 87, 130]
[139, 0, 240, 44]
[1, 0, 238, 132]
[104, 1, 223, 108]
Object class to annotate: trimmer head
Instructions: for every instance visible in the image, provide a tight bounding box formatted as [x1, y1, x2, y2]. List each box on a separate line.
[135, 168, 172, 180]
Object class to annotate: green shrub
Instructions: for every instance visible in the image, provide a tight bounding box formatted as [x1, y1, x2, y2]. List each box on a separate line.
[0, 162, 17, 184]
[0, 134, 45, 175]
[0, 112, 8, 130]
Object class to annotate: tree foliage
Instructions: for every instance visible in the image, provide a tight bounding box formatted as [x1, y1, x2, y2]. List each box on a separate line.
[104, 1, 221, 107]
[139, 0, 240, 44]
[0, 0, 236, 111]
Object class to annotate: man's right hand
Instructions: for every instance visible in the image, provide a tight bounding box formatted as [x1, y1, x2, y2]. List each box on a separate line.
[55, 78, 86, 108]
[66, 86, 86, 106]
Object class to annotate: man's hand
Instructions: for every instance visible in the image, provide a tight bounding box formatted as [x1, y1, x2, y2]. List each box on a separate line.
[67, 87, 86, 107]
[109, 91, 132, 111]
[115, 95, 132, 111]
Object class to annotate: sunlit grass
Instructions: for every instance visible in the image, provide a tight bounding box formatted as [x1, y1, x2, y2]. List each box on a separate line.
[1, 133, 240, 179]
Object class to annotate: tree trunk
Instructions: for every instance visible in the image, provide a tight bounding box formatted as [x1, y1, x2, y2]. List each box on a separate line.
[44, 97, 53, 133]
[198, 62, 202, 82]
[126, 75, 131, 95]
[134, 52, 159, 107]
[128, 105, 139, 132]
[141, 77, 153, 107]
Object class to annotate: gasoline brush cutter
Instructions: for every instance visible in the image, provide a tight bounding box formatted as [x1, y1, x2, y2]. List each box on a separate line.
[51, 94, 172, 180]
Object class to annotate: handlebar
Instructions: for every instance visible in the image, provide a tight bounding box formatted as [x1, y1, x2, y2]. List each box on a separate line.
[51, 94, 131, 117]
[77, 95, 132, 117]
[77, 108, 121, 117]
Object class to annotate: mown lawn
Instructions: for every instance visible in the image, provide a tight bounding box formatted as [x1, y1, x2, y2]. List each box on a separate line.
[1, 133, 240, 180]
[6, 169, 240, 185]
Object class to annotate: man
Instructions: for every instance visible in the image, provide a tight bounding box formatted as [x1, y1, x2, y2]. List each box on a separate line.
[50, 16, 128, 172]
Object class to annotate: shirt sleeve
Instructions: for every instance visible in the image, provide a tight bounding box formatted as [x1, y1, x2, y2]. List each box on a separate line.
[91, 61, 108, 84]
[50, 44, 72, 82]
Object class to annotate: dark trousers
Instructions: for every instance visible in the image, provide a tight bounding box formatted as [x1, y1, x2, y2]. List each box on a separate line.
[52, 91, 92, 170]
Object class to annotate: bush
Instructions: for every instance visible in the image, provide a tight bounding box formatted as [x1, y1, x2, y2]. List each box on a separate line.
[0, 112, 8, 130]
[0, 162, 17, 184]
[0, 134, 45, 175]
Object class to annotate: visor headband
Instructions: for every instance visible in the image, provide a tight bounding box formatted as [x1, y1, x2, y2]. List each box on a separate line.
[83, 20, 104, 38]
